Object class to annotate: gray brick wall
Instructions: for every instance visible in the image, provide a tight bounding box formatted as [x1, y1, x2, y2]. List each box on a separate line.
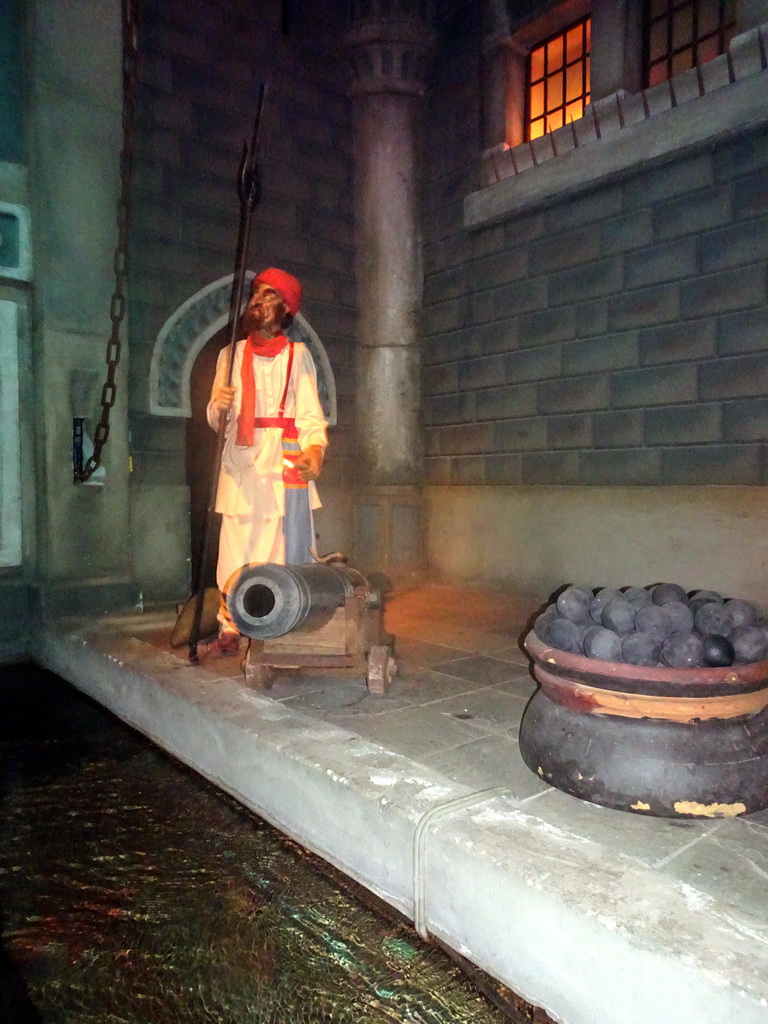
[423, 12, 768, 486]
[129, 0, 355, 482]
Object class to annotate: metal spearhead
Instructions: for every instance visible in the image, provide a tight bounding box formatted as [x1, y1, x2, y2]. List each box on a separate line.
[238, 82, 265, 212]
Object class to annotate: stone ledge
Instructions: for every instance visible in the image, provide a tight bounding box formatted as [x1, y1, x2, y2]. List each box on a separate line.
[467, 26, 768, 227]
[33, 619, 768, 1024]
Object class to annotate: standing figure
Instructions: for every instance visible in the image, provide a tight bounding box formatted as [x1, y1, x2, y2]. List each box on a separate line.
[207, 267, 328, 651]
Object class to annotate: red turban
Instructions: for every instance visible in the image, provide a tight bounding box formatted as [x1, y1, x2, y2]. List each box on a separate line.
[252, 267, 302, 316]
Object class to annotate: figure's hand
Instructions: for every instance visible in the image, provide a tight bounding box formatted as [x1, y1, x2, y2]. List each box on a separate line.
[212, 384, 236, 417]
[295, 445, 324, 482]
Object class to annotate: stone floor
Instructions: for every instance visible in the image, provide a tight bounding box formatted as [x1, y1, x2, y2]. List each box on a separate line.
[32, 583, 768, 1024]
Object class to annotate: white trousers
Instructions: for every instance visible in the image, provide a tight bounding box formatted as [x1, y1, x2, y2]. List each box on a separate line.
[216, 513, 285, 632]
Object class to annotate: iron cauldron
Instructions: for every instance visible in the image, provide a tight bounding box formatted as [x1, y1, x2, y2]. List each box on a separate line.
[520, 630, 768, 818]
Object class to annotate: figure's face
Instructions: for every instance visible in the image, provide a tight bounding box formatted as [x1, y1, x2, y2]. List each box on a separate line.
[242, 281, 288, 338]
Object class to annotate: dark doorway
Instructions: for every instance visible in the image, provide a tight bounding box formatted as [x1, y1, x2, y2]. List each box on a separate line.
[186, 327, 230, 590]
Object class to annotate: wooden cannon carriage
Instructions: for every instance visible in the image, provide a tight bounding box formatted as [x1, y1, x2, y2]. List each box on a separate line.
[226, 560, 397, 695]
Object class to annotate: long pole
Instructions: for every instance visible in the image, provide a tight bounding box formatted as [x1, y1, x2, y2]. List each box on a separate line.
[189, 83, 266, 664]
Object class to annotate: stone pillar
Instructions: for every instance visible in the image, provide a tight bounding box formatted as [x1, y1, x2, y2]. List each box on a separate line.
[590, 0, 643, 102]
[479, 0, 526, 187]
[344, 4, 434, 580]
[27, 0, 138, 616]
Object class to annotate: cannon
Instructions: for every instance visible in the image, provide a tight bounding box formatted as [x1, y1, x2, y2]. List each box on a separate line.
[226, 560, 397, 694]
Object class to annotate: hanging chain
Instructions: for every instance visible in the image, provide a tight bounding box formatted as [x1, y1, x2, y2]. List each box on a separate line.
[75, 0, 138, 482]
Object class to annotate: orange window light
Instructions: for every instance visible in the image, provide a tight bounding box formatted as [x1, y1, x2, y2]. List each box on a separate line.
[527, 16, 591, 143]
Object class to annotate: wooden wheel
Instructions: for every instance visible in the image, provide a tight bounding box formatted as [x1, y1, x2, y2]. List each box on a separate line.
[244, 656, 273, 691]
[367, 645, 397, 695]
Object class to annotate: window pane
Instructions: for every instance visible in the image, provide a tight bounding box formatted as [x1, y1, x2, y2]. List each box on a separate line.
[650, 0, 667, 17]
[565, 101, 584, 123]
[565, 63, 582, 101]
[671, 48, 694, 74]
[530, 81, 544, 120]
[698, 0, 719, 36]
[672, 6, 694, 49]
[649, 20, 667, 61]
[648, 61, 667, 85]
[566, 24, 584, 63]
[530, 44, 545, 82]
[547, 35, 564, 71]
[547, 71, 564, 108]
[529, 118, 545, 140]
[696, 35, 720, 62]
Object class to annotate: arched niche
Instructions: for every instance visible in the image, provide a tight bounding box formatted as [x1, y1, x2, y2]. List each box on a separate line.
[149, 272, 337, 424]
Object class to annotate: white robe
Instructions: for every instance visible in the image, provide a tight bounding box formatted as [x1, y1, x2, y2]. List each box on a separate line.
[206, 339, 328, 588]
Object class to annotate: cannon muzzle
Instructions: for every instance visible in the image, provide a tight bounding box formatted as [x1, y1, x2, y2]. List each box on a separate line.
[226, 562, 369, 640]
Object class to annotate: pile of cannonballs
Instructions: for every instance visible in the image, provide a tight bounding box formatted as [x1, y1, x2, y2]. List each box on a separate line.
[534, 583, 768, 668]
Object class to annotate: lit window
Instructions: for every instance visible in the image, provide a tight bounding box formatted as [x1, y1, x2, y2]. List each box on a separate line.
[644, 0, 736, 86]
[526, 17, 591, 142]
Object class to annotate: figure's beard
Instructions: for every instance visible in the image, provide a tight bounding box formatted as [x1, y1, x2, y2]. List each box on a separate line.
[241, 308, 262, 334]
[241, 307, 281, 338]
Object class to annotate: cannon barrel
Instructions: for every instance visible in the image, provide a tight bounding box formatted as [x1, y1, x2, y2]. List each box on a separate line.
[226, 561, 369, 640]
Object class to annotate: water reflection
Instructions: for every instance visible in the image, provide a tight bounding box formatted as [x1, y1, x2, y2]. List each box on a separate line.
[0, 665, 514, 1023]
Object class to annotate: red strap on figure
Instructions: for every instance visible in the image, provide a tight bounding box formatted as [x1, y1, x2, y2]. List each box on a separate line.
[278, 343, 294, 416]
[252, 345, 304, 486]
[252, 344, 298, 436]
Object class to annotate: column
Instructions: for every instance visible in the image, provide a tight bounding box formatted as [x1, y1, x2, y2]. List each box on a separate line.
[344, 2, 435, 580]
[28, 0, 138, 615]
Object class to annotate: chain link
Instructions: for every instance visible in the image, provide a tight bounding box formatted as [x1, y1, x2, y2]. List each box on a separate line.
[75, 0, 138, 482]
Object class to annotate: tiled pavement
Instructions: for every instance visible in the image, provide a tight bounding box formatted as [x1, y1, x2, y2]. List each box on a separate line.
[79, 582, 768, 913]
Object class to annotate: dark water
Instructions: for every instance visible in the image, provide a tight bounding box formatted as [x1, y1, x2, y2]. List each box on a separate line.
[0, 664, 532, 1024]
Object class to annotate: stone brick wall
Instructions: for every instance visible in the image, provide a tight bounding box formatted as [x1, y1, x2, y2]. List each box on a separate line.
[422, 7, 768, 489]
[128, 0, 355, 490]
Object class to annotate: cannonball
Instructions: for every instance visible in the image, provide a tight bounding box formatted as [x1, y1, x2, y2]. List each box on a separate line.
[661, 601, 694, 634]
[622, 586, 652, 611]
[589, 588, 622, 624]
[542, 616, 582, 653]
[534, 605, 558, 639]
[652, 583, 689, 606]
[635, 604, 674, 642]
[556, 585, 593, 623]
[729, 625, 768, 664]
[580, 624, 601, 653]
[693, 602, 735, 637]
[623, 632, 661, 667]
[689, 597, 719, 617]
[689, 589, 723, 605]
[725, 598, 759, 629]
[601, 598, 635, 633]
[582, 626, 623, 662]
[661, 631, 704, 669]
[699, 633, 735, 668]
